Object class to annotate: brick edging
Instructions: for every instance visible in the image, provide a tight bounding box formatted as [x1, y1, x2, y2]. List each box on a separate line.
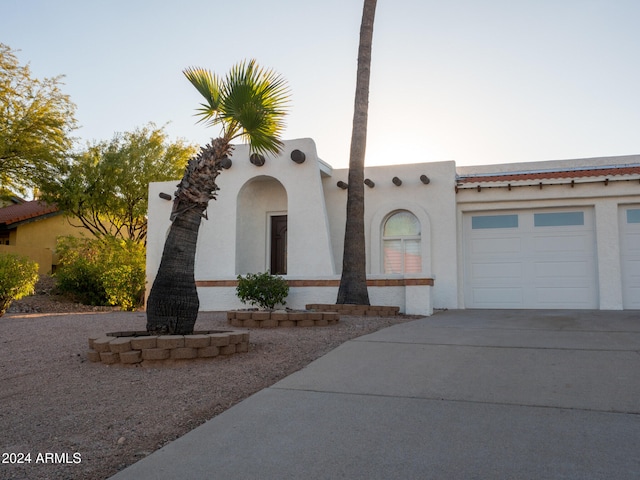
[87, 330, 249, 365]
[306, 304, 400, 316]
[227, 310, 339, 328]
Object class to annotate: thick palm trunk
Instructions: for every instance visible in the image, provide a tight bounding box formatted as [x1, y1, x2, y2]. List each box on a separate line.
[146, 206, 204, 334]
[146, 138, 230, 334]
[337, 0, 377, 305]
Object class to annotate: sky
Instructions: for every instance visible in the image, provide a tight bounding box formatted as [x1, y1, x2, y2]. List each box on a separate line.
[4, 0, 640, 169]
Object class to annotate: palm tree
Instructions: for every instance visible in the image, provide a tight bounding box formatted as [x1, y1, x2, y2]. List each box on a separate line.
[337, 0, 377, 305]
[146, 60, 290, 335]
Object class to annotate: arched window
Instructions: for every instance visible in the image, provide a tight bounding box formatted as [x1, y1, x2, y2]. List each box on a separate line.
[383, 210, 421, 273]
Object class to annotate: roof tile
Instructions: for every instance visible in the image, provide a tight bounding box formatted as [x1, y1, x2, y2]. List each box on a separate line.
[458, 165, 640, 183]
[0, 201, 60, 226]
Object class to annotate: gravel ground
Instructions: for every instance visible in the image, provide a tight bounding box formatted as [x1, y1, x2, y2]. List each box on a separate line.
[1, 284, 418, 480]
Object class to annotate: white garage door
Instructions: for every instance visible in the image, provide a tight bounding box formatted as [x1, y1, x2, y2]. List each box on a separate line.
[620, 206, 640, 309]
[464, 208, 598, 309]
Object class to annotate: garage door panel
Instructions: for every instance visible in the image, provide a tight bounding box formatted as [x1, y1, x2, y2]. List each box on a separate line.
[623, 259, 640, 276]
[471, 237, 521, 255]
[534, 260, 593, 280]
[465, 209, 597, 309]
[623, 233, 640, 253]
[626, 286, 640, 302]
[532, 234, 592, 253]
[471, 261, 523, 280]
[626, 260, 640, 279]
[620, 207, 640, 309]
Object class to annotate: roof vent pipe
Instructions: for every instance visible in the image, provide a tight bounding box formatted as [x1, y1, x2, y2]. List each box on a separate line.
[250, 153, 265, 166]
[220, 156, 232, 169]
[290, 149, 306, 164]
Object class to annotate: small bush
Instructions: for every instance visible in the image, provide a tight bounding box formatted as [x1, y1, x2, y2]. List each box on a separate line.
[236, 272, 289, 310]
[0, 253, 39, 316]
[55, 237, 106, 305]
[55, 236, 145, 311]
[100, 240, 146, 311]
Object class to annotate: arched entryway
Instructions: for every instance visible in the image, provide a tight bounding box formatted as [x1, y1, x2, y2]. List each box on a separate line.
[235, 176, 287, 275]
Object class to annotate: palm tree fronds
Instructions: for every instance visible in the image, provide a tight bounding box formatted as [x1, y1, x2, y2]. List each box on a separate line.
[183, 67, 222, 126]
[221, 59, 291, 156]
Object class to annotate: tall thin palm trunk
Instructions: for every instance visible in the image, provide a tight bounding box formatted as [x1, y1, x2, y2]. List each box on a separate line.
[337, 0, 377, 305]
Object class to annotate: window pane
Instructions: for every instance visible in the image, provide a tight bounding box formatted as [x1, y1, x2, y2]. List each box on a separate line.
[383, 240, 403, 273]
[404, 239, 422, 273]
[471, 214, 518, 229]
[627, 209, 640, 224]
[534, 211, 584, 227]
[384, 211, 420, 236]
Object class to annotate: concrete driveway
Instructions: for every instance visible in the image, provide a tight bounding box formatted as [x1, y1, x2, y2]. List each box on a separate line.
[110, 309, 640, 479]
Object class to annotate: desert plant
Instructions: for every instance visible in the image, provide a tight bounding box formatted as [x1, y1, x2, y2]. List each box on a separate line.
[236, 272, 289, 310]
[55, 236, 145, 310]
[100, 240, 146, 311]
[0, 253, 39, 316]
[55, 236, 107, 305]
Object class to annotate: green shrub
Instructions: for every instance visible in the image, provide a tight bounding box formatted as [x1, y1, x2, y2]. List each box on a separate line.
[100, 240, 146, 311]
[55, 236, 145, 311]
[55, 237, 106, 305]
[236, 272, 289, 310]
[0, 253, 39, 316]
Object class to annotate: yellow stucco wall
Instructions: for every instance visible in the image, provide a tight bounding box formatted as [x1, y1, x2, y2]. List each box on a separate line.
[6, 213, 89, 274]
[14, 213, 87, 250]
[0, 245, 52, 275]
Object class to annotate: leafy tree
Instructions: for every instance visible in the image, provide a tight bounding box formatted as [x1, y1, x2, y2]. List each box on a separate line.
[337, 0, 377, 305]
[146, 60, 290, 335]
[41, 124, 196, 243]
[0, 43, 77, 196]
[0, 253, 39, 316]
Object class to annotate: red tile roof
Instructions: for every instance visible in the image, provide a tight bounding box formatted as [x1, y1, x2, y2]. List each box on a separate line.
[457, 165, 640, 183]
[0, 200, 60, 226]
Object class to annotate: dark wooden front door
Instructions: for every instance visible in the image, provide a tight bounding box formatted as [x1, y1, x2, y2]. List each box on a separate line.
[270, 215, 287, 275]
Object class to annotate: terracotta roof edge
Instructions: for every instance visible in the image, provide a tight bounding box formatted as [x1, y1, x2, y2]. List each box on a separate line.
[456, 163, 640, 181]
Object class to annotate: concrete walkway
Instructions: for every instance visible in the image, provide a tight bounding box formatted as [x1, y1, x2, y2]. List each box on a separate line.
[109, 309, 640, 479]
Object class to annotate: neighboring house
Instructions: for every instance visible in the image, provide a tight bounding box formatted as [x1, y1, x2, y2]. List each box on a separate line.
[146, 138, 640, 314]
[0, 200, 87, 274]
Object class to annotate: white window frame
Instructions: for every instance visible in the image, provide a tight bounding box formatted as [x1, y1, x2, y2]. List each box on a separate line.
[382, 210, 422, 274]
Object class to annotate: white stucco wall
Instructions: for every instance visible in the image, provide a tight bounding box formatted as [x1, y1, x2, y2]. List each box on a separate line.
[147, 138, 439, 314]
[147, 140, 638, 314]
[321, 160, 458, 310]
[147, 138, 336, 290]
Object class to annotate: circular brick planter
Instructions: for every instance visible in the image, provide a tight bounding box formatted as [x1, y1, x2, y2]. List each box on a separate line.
[227, 310, 340, 328]
[87, 330, 249, 365]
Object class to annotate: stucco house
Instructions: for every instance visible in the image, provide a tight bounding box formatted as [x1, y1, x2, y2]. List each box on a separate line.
[0, 200, 87, 274]
[146, 138, 640, 314]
